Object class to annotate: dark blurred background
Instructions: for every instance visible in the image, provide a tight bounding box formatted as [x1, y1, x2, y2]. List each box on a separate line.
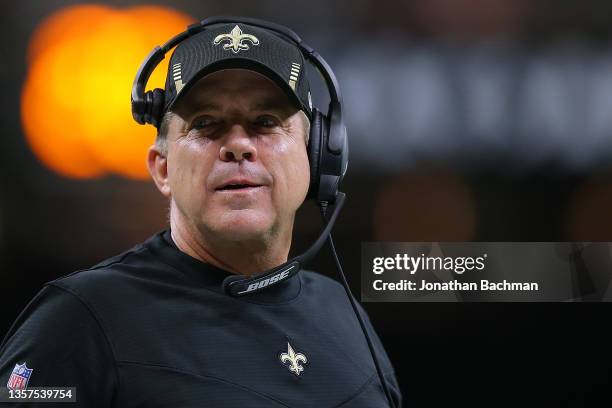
[2, 0, 612, 406]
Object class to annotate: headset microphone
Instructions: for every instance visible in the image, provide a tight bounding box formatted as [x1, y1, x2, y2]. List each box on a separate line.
[222, 192, 395, 407]
[222, 193, 345, 296]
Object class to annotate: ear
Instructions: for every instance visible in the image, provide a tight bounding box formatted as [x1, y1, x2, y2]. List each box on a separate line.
[147, 145, 171, 198]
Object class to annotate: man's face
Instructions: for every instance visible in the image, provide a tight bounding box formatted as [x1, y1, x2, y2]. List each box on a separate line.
[150, 69, 310, 242]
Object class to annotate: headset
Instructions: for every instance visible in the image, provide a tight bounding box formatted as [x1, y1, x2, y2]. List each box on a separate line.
[131, 15, 347, 204]
[131, 16, 396, 407]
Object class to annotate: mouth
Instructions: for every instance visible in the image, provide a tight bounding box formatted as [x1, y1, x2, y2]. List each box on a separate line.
[216, 181, 264, 192]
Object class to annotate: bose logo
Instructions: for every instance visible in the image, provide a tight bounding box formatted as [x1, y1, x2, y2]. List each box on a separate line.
[242, 268, 293, 293]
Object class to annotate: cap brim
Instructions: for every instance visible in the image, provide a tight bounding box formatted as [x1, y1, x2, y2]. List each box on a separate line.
[166, 58, 309, 117]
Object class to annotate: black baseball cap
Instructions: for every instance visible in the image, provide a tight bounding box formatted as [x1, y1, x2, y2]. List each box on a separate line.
[162, 22, 313, 119]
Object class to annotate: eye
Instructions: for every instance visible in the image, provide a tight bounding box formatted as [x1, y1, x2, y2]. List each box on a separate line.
[191, 116, 219, 130]
[253, 115, 279, 128]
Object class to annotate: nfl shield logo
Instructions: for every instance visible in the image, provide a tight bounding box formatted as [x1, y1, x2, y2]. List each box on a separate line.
[7, 363, 33, 390]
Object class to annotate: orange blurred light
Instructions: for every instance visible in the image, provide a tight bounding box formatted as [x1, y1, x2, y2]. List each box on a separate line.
[21, 5, 194, 179]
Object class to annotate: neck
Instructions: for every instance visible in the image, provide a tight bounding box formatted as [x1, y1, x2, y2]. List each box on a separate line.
[168, 204, 293, 276]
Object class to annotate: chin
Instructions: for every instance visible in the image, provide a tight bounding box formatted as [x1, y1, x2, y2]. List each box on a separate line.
[206, 210, 274, 242]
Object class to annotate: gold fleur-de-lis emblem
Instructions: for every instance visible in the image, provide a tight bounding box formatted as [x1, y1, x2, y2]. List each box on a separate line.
[279, 342, 307, 376]
[213, 25, 260, 54]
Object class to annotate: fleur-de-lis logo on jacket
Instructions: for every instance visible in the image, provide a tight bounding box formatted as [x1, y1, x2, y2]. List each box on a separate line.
[213, 25, 260, 54]
[279, 342, 308, 376]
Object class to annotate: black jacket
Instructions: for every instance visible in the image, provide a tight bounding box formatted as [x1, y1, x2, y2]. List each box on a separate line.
[0, 230, 401, 407]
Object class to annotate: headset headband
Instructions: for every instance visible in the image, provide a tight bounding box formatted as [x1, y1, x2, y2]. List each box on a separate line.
[131, 16, 346, 155]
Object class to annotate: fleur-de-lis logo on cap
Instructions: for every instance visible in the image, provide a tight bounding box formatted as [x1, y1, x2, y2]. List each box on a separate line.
[213, 25, 259, 54]
[279, 342, 307, 376]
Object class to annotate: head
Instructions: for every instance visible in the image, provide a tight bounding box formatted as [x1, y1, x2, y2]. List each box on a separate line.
[147, 68, 311, 246]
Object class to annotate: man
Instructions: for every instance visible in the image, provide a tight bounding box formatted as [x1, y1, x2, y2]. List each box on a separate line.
[0, 19, 401, 406]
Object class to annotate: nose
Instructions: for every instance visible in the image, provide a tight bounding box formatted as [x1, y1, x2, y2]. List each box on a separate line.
[219, 124, 257, 162]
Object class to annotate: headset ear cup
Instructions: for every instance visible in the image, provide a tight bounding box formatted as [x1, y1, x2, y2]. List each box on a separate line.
[307, 109, 323, 200]
[131, 95, 145, 124]
[143, 90, 154, 125]
[150, 88, 166, 128]
[143, 89, 165, 127]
